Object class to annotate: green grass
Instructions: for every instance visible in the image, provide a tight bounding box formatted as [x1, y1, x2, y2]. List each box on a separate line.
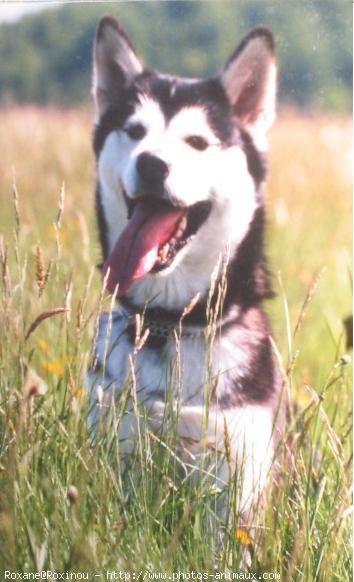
[0, 107, 352, 579]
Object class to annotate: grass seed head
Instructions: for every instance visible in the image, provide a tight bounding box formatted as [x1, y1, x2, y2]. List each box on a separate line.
[23, 368, 48, 399]
[67, 485, 79, 504]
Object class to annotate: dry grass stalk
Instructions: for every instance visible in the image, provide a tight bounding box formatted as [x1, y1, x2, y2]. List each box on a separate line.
[25, 307, 69, 341]
[294, 267, 327, 338]
[35, 243, 51, 297]
[56, 182, 65, 228]
[0, 238, 12, 298]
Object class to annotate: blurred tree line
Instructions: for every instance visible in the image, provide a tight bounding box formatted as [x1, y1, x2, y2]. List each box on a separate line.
[0, 0, 351, 111]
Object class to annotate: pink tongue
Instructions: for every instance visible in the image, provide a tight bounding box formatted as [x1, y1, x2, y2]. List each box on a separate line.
[103, 199, 185, 296]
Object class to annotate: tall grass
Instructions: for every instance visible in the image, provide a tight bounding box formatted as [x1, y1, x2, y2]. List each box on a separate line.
[0, 107, 352, 579]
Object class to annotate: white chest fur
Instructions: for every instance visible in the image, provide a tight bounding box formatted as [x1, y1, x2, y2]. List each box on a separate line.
[86, 309, 275, 512]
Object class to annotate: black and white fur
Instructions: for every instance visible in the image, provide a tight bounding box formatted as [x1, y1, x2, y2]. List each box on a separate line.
[87, 16, 281, 515]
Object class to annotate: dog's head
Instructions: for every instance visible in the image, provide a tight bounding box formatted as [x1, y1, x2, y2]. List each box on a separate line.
[92, 17, 277, 311]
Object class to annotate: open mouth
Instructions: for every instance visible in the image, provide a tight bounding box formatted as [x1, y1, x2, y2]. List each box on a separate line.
[152, 200, 211, 273]
[103, 197, 211, 296]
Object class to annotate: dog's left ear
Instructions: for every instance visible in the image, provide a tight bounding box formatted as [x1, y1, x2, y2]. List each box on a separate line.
[220, 27, 277, 150]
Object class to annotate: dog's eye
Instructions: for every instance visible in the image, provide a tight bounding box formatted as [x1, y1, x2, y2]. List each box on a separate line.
[185, 136, 209, 151]
[124, 123, 146, 141]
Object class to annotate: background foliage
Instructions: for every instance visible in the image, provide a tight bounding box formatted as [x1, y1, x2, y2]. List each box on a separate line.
[0, 0, 352, 111]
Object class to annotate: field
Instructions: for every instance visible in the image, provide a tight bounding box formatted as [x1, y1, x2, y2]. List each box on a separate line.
[0, 107, 352, 579]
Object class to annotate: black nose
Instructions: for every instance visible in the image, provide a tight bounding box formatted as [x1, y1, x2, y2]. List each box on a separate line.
[137, 153, 169, 187]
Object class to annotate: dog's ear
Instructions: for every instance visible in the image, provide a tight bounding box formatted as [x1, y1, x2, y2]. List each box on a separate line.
[220, 27, 277, 150]
[93, 16, 143, 117]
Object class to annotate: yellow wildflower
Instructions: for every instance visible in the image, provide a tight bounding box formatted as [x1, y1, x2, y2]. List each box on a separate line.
[46, 224, 68, 243]
[42, 360, 64, 376]
[73, 387, 85, 400]
[38, 339, 49, 353]
[235, 527, 252, 546]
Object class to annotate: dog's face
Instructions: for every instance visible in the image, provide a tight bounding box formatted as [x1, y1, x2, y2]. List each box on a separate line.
[93, 18, 277, 311]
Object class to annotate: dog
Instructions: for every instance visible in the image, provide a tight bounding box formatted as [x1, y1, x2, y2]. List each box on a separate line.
[87, 15, 282, 519]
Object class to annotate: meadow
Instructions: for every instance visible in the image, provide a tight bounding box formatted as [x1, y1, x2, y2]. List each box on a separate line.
[0, 107, 352, 579]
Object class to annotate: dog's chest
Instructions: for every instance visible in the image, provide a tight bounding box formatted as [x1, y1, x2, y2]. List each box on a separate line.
[87, 309, 277, 510]
[92, 310, 249, 406]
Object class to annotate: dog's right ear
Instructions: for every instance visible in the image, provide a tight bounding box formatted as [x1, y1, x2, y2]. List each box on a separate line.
[93, 16, 143, 118]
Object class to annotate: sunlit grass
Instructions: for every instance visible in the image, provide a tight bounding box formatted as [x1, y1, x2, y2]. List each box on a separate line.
[0, 107, 351, 578]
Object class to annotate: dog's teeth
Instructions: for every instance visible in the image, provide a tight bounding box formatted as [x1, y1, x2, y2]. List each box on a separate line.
[158, 243, 170, 262]
[179, 216, 187, 230]
[175, 216, 187, 238]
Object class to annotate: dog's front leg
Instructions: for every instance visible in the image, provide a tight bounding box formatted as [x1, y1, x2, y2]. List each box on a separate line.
[148, 402, 274, 517]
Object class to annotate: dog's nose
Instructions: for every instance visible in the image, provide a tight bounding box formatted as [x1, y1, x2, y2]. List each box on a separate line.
[137, 153, 169, 187]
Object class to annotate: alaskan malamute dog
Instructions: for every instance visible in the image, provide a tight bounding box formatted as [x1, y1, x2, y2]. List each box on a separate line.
[87, 16, 282, 517]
